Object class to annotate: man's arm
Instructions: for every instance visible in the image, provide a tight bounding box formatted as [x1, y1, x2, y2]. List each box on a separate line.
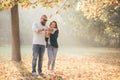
[32, 22, 43, 33]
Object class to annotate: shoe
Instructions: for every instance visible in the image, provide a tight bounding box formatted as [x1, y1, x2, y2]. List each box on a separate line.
[50, 71, 55, 76]
[46, 70, 51, 75]
[39, 72, 44, 76]
[32, 72, 38, 76]
[48, 70, 55, 76]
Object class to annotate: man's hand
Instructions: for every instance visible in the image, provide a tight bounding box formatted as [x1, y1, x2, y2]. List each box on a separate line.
[37, 28, 43, 33]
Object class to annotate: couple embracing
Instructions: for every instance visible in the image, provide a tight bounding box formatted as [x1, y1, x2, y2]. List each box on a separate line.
[32, 15, 59, 76]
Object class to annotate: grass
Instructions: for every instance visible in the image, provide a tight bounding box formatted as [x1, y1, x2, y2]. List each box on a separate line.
[0, 46, 120, 80]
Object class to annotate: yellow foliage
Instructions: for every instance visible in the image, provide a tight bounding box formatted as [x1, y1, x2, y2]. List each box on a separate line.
[105, 27, 112, 31]
[79, 0, 119, 19]
[0, 0, 61, 10]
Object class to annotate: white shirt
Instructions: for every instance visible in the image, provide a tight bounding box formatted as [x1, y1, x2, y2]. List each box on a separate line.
[32, 22, 46, 45]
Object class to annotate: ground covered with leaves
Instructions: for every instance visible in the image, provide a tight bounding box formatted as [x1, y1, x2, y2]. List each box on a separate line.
[0, 47, 120, 80]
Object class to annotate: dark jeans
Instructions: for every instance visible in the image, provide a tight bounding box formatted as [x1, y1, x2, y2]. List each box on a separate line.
[32, 44, 45, 74]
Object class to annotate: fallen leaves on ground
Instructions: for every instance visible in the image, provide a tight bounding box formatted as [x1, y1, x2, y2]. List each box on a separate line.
[0, 54, 120, 80]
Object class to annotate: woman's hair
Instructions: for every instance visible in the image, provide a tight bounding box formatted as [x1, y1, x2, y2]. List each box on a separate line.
[50, 21, 59, 30]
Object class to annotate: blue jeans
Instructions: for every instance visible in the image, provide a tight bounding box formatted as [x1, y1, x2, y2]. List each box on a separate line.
[47, 44, 58, 70]
[32, 44, 45, 74]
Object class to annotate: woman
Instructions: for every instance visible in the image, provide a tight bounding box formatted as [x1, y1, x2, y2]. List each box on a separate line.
[45, 21, 59, 75]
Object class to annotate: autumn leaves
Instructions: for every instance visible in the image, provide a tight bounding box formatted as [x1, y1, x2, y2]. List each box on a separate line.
[79, 0, 119, 19]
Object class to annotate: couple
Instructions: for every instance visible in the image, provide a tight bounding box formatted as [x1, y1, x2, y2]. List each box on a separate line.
[32, 15, 59, 76]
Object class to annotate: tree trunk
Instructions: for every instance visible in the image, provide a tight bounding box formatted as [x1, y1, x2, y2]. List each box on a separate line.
[11, 5, 21, 62]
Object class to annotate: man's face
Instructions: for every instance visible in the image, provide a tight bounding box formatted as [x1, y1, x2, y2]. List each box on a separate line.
[41, 17, 47, 26]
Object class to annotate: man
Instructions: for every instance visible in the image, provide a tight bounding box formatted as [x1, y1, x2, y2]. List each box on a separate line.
[32, 15, 47, 76]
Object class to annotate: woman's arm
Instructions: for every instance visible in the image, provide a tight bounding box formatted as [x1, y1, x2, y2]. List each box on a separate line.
[51, 30, 59, 39]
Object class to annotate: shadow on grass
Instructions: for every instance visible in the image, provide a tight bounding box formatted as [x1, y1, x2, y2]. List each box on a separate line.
[13, 61, 64, 80]
[13, 61, 42, 80]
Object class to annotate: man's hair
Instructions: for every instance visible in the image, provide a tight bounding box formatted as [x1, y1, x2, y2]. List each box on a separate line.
[41, 15, 47, 18]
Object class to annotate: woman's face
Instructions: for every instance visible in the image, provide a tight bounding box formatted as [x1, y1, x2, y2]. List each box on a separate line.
[50, 22, 56, 28]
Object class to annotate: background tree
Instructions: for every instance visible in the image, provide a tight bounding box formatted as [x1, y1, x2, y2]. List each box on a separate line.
[76, 0, 120, 47]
